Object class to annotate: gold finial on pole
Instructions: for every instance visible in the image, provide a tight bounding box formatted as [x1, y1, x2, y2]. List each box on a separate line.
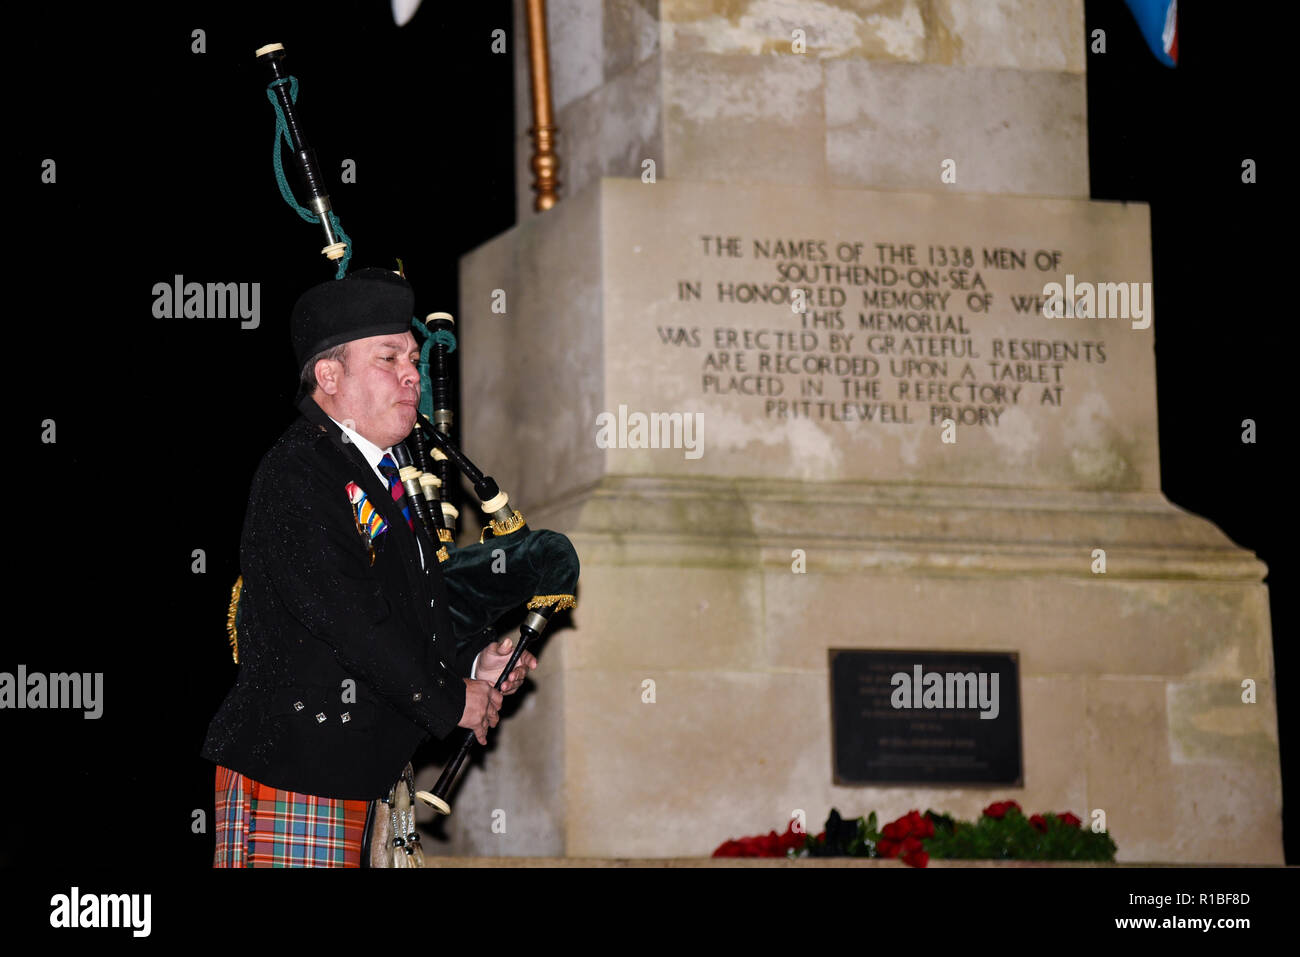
[525, 0, 560, 211]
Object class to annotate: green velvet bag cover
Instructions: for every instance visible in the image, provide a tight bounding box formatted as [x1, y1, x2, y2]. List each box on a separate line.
[440, 525, 580, 652]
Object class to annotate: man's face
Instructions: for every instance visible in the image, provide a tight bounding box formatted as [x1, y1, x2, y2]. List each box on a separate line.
[317, 332, 421, 449]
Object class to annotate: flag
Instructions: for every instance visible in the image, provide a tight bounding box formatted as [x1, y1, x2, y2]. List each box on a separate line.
[1124, 0, 1178, 67]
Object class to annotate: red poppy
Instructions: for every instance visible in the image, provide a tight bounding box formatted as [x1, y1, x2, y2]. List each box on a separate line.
[777, 821, 807, 854]
[901, 848, 929, 868]
[982, 800, 1022, 819]
[882, 809, 935, 840]
[1058, 812, 1082, 829]
[897, 835, 927, 867]
[712, 820, 807, 858]
[1029, 814, 1048, 833]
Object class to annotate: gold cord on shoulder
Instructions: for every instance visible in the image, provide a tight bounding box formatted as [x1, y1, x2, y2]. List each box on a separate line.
[226, 575, 244, 663]
[526, 594, 576, 612]
[436, 546, 450, 563]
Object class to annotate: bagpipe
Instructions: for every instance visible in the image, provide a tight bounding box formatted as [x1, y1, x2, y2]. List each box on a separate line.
[238, 43, 579, 822]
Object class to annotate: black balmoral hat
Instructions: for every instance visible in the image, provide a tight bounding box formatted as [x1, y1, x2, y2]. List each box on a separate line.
[291, 267, 415, 369]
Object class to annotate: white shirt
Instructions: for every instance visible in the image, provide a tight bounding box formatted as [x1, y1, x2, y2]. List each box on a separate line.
[328, 416, 481, 679]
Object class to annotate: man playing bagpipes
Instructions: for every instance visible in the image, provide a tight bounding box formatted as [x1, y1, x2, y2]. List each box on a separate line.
[201, 268, 537, 867]
[202, 43, 578, 867]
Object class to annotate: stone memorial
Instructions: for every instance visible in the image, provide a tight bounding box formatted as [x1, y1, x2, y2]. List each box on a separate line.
[426, 0, 1281, 864]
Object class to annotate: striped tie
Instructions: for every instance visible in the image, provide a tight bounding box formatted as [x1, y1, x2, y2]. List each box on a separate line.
[377, 454, 414, 532]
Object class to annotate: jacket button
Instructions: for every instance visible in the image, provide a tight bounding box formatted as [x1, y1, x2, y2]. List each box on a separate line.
[412, 692, 423, 702]
[430, 599, 435, 608]
[437, 678, 445, 688]
[293, 701, 304, 712]
[341, 712, 351, 723]
[316, 713, 327, 723]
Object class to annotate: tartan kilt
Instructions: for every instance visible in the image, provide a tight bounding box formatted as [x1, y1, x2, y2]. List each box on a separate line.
[213, 764, 369, 867]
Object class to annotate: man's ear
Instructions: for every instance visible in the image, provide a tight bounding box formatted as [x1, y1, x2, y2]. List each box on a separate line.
[315, 357, 342, 395]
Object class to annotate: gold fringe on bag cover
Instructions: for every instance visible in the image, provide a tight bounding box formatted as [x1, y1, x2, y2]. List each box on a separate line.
[437, 528, 454, 543]
[479, 509, 526, 543]
[226, 576, 244, 663]
[527, 594, 576, 612]
[436, 546, 450, 564]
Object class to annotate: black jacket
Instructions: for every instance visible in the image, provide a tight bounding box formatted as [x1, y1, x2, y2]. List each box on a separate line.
[201, 397, 492, 799]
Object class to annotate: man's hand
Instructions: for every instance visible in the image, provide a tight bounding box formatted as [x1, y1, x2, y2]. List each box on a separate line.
[458, 679, 503, 745]
[475, 637, 538, 695]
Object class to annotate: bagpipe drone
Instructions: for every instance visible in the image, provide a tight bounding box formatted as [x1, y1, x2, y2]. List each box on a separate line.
[229, 43, 580, 818]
